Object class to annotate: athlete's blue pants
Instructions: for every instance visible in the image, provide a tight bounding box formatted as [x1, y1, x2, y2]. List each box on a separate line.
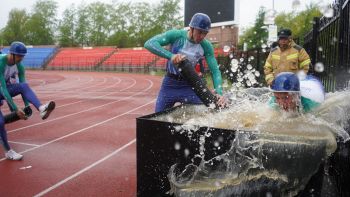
[0, 83, 42, 151]
[155, 76, 202, 113]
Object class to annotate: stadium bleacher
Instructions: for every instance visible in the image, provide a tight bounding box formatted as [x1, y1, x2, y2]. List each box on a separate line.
[0, 45, 227, 72]
[48, 47, 116, 68]
[102, 48, 158, 67]
[1, 46, 57, 69]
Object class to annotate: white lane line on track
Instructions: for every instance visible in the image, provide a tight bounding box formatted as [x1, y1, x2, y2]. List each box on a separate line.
[56, 77, 134, 108]
[35, 75, 86, 92]
[33, 75, 110, 100]
[8, 141, 40, 147]
[33, 139, 136, 197]
[1, 99, 155, 163]
[24, 75, 89, 100]
[32, 76, 126, 105]
[8, 78, 152, 133]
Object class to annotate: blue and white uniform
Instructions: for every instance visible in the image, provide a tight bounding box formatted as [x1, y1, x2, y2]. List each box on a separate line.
[144, 29, 223, 112]
[0, 54, 42, 151]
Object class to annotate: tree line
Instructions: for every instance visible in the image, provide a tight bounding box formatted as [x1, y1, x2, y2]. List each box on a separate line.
[239, 3, 322, 50]
[0, 0, 182, 47]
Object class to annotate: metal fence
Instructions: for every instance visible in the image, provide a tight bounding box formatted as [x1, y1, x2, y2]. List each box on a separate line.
[304, 0, 350, 92]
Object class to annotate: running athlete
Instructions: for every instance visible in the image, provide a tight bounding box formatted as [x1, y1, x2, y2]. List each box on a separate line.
[0, 41, 55, 160]
[144, 13, 226, 112]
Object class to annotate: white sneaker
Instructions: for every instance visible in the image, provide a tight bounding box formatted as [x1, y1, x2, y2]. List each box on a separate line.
[39, 101, 55, 120]
[5, 149, 23, 160]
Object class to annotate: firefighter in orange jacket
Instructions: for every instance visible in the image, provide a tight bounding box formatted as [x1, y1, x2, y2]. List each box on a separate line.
[264, 28, 311, 85]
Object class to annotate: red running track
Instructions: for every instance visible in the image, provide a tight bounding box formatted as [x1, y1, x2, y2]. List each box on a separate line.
[0, 70, 161, 196]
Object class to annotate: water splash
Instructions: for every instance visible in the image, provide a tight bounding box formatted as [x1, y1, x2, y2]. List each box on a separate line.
[152, 88, 350, 196]
[314, 62, 325, 73]
[321, 5, 334, 18]
[223, 46, 231, 53]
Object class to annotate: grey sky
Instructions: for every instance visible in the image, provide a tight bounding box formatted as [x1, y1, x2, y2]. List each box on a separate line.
[0, 0, 333, 30]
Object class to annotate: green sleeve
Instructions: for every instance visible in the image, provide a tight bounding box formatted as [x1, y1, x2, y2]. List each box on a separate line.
[268, 96, 279, 110]
[144, 29, 186, 60]
[0, 64, 18, 111]
[17, 63, 30, 106]
[201, 40, 223, 95]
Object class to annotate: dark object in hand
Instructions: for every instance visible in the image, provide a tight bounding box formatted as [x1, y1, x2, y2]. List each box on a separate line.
[4, 106, 32, 124]
[177, 59, 219, 109]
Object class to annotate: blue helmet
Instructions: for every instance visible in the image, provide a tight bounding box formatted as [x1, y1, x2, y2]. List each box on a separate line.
[189, 13, 211, 32]
[9, 41, 27, 56]
[271, 72, 300, 92]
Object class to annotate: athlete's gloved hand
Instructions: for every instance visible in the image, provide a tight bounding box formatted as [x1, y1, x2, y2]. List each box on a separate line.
[16, 109, 27, 120]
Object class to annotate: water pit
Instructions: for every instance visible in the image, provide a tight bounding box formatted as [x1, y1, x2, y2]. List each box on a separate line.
[137, 89, 350, 196]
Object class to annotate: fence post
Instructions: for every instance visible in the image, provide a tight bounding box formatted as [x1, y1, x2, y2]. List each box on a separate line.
[310, 17, 320, 65]
[336, 0, 348, 90]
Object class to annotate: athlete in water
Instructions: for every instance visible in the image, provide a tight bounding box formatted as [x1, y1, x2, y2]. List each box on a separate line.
[270, 72, 325, 113]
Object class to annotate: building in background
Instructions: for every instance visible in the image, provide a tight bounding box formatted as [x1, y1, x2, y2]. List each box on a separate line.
[184, 0, 240, 50]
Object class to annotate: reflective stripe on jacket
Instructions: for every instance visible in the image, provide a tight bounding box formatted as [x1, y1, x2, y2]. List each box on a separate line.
[264, 41, 311, 85]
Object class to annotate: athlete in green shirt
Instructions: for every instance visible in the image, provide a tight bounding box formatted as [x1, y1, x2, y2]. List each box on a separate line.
[0, 41, 55, 160]
[145, 13, 225, 112]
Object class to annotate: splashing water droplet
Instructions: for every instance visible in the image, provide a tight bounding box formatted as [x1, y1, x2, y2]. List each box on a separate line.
[297, 71, 307, 80]
[214, 141, 220, 147]
[184, 149, 190, 157]
[247, 64, 253, 70]
[315, 62, 325, 73]
[174, 142, 181, 150]
[318, 46, 323, 52]
[255, 71, 260, 77]
[223, 45, 230, 53]
[250, 79, 257, 84]
[322, 6, 334, 18]
[209, 103, 216, 109]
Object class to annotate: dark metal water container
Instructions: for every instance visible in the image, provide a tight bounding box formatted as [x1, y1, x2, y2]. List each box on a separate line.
[136, 105, 236, 196]
[136, 105, 350, 197]
[327, 121, 350, 197]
